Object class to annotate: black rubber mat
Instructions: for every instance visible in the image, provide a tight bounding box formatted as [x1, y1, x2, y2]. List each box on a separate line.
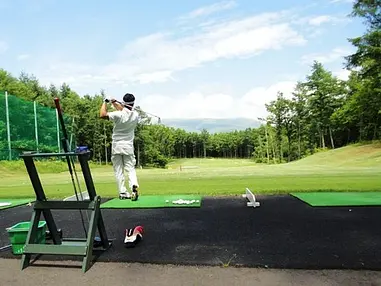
[1, 195, 381, 270]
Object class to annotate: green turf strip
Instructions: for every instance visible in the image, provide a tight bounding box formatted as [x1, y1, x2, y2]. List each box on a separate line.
[291, 192, 381, 206]
[0, 199, 34, 210]
[100, 195, 202, 209]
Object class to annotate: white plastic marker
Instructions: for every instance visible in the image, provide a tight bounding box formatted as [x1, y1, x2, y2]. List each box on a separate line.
[0, 202, 11, 207]
[242, 188, 260, 208]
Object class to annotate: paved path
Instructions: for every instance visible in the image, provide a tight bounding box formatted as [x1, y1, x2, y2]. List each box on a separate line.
[1, 258, 381, 286]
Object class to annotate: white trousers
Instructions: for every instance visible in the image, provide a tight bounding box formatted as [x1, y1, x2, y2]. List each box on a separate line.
[111, 153, 139, 195]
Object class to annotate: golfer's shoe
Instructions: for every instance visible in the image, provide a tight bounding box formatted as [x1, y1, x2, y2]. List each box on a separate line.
[119, 192, 131, 200]
[124, 226, 143, 248]
[131, 185, 139, 201]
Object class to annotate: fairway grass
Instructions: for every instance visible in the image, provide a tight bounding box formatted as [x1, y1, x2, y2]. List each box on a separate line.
[1, 143, 381, 199]
[0, 158, 380, 199]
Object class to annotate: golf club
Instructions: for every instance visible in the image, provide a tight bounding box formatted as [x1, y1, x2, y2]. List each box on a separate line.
[105, 98, 161, 124]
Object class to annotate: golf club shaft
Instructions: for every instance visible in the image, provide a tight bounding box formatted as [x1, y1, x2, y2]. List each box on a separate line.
[0, 244, 11, 251]
[54, 97, 88, 236]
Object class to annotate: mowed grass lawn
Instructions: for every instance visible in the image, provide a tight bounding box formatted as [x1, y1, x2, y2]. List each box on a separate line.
[1, 143, 381, 199]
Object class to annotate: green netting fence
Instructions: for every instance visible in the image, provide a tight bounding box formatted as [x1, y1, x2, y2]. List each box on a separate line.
[0, 91, 74, 160]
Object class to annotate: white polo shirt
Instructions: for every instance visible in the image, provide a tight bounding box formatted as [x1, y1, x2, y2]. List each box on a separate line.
[108, 108, 139, 155]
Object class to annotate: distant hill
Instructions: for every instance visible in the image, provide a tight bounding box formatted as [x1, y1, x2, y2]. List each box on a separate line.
[289, 142, 381, 167]
[160, 118, 261, 133]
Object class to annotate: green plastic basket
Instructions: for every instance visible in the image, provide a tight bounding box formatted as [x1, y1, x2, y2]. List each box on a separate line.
[6, 221, 47, 255]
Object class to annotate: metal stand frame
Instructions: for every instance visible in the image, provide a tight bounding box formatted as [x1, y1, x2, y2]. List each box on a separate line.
[19, 150, 112, 273]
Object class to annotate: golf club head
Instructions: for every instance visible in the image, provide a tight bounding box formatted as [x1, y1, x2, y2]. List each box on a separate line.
[124, 226, 143, 248]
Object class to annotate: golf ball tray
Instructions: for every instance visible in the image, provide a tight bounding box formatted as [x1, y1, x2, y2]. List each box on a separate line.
[166, 199, 200, 205]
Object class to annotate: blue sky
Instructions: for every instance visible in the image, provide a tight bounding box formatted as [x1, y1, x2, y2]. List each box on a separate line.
[0, 0, 364, 120]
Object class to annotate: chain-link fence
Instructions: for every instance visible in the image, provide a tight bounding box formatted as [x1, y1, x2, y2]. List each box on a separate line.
[0, 91, 74, 160]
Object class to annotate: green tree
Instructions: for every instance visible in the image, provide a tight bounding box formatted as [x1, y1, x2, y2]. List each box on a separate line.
[266, 92, 290, 162]
[303, 61, 345, 149]
[344, 0, 381, 140]
[291, 81, 309, 159]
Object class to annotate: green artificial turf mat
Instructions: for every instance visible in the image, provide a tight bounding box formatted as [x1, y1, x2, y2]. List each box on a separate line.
[291, 192, 381, 206]
[0, 199, 34, 210]
[100, 195, 202, 209]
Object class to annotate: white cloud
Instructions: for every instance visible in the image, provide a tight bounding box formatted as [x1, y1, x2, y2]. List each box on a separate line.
[17, 54, 30, 61]
[39, 10, 307, 87]
[135, 70, 175, 84]
[139, 81, 297, 120]
[179, 0, 237, 20]
[291, 13, 349, 30]
[300, 47, 353, 65]
[309, 15, 332, 26]
[239, 81, 297, 118]
[308, 15, 348, 26]
[333, 69, 351, 80]
[0, 41, 8, 54]
[139, 92, 237, 119]
[330, 0, 353, 4]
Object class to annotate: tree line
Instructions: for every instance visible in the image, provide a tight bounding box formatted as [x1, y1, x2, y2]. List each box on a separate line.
[0, 0, 379, 167]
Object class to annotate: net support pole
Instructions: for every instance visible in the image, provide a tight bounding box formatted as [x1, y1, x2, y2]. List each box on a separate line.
[69, 117, 74, 150]
[5, 91, 11, 160]
[69, 117, 75, 162]
[104, 122, 107, 165]
[34, 101, 39, 152]
[56, 108, 60, 153]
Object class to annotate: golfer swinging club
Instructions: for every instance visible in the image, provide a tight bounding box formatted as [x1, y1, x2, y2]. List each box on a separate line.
[100, 93, 139, 201]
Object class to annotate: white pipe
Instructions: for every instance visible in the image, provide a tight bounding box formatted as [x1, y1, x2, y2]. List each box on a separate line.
[34, 101, 39, 152]
[56, 108, 60, 152]
[5, 91, 11, 160]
